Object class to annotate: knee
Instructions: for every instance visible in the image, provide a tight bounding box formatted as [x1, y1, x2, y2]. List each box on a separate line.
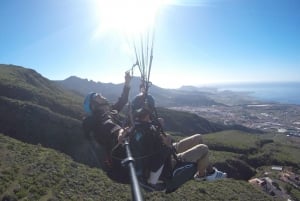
[192, 134, 203, 144]
[194, 144, 208, 155]
[178, 144, 209, 163]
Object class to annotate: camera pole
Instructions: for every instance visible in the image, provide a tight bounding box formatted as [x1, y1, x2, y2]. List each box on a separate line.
[122, 139, 144, 201]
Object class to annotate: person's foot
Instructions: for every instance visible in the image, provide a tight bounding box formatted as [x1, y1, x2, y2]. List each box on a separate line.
[139, 180, 166, 192]
[205, 167, 227, 181]
[194, 168, 227, 182]
[193, 173, 205, 181]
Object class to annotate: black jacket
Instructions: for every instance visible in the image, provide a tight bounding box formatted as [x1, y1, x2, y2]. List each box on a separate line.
[82, 85, 130, 152]
[130, 120, 172, 176]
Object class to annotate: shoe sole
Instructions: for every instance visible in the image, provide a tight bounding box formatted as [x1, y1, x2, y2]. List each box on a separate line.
[139, 182, 166, 192]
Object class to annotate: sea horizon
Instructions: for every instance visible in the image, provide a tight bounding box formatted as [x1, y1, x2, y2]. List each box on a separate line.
[213, 81, 300, 105]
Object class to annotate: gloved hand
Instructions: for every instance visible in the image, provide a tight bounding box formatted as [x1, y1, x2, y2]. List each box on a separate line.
[117, 127, 130, 144]
[125, 71, 132, 87]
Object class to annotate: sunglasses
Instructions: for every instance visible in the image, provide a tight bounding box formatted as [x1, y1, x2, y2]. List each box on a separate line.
[92, 93, 109, 106]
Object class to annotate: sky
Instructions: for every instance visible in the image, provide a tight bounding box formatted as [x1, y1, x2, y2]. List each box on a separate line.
[1, 0, 300, 88]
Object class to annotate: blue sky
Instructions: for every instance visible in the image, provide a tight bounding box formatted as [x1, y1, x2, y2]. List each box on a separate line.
[1, 0, 299, 88]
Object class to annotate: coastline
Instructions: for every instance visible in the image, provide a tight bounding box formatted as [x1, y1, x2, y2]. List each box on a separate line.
[215, 82, 300, 105]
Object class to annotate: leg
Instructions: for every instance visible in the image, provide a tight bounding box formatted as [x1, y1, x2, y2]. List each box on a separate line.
[177, 144, 209, 177]
[174, 134, 203, 153]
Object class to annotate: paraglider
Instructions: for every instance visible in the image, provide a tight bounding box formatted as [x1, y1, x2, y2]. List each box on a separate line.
[84, 1, 227, 200]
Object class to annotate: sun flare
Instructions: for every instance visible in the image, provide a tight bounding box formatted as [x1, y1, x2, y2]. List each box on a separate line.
[93, 0, 170, 36]
[90, 0, 172, 66]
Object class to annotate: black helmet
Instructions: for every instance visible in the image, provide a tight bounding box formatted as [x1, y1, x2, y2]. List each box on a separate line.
[131, 93, 155, 117]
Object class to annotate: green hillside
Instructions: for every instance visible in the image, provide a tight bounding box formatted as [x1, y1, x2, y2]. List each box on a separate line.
[0, 134, 274, 201]
[0, 64, 84, 119]
[203, 131, 300, 170]
[0, 65, 96, 167]
[157, 107, 226, 135]
[1, 65, 299, 200]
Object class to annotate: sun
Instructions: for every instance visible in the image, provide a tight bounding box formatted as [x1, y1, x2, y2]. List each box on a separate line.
[92, 0, 170, 37]
[89, 0, 173, 69]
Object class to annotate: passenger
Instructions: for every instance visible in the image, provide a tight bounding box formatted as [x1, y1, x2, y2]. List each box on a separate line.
[130, 93, 171, 191]
[131, 82, 156, 119]
[130, 88, 227, 191]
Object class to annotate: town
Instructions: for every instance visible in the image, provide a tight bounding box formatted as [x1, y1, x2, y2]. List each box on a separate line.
[170, 103, 300, 136]
[249, 166, 299, 201]
[170, 103, 300, 200]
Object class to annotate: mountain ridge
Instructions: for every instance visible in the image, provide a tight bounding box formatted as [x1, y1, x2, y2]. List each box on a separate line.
[56, 75, 221, 107]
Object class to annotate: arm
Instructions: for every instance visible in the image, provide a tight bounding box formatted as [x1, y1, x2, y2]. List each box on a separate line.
[101, 119, 129, 146]
[91, 117, 123, 150]
[160, 133, 173, 148]
[112, 72, 131, 112]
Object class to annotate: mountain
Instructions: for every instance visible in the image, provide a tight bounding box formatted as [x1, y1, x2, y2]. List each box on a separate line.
[56, 75, 260, 134]
[0, 64, 98, 166]
[0, 65, 83, 119]
[157, 107, 225, 135]
[56, 76, 220, 107]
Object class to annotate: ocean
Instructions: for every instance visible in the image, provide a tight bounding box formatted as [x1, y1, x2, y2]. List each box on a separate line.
[215, 82, 300, 105]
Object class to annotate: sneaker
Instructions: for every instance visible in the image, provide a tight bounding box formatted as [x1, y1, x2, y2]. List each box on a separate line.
[139, 180, 166, 192]
[194, 173, 206, 181]
[205, 167, 227, 181]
